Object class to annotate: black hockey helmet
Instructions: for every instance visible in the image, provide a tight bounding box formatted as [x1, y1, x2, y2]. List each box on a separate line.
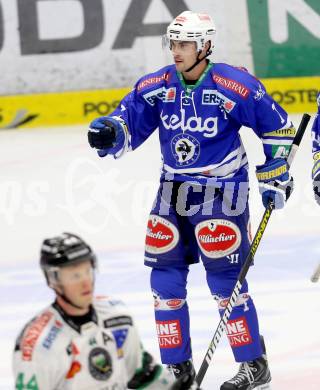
[40, 232, 96, 286]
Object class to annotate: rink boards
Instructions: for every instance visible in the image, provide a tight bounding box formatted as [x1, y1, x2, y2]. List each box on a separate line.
[0, 76, 319, 130]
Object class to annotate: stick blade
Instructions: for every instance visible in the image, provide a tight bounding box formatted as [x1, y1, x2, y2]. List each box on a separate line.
[311, 263, 320, 283]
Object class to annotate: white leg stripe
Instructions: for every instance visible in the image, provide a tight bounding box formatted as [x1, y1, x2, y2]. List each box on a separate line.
[154, 298, 186, 311]
[213, 293, 250, 311]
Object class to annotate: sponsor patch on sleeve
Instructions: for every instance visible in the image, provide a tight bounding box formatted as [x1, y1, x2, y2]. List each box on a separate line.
[262, 127, 296, 138]
[137, 72, 170, 91]
[21, 311, 53, 361]
[213, 74, 250, 99]
[42, 320, 63, 349]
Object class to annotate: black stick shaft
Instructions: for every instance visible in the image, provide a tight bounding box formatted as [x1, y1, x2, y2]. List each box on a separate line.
[196, 113, 311, 386]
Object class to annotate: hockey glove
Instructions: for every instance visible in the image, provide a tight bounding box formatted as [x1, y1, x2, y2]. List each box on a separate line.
[312, 152, 320, 205]
[256, 158, 294, 209]
[88, 116, 126, 157]
[128, 351, 175, 390]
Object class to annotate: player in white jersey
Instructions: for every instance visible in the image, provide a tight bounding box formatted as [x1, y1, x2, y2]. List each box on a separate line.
[13, 233, 190, 390]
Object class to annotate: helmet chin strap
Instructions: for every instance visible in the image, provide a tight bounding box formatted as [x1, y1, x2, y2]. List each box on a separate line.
[185, 46, 212, 73]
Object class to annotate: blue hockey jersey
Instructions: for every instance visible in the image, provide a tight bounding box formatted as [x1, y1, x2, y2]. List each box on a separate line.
[108, 62, 295, 185]
[311, 92, 320, 153]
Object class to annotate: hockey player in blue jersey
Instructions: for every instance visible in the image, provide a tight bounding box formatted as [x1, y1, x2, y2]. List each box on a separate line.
[311, 93, 320, 204]
[88, 11, 296, 390]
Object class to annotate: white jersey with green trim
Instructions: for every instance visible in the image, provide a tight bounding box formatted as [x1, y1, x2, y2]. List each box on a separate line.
[13, 297, 172, 390]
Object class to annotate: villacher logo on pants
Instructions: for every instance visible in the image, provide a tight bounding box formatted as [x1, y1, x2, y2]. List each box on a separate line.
[156, 320, 182, 348]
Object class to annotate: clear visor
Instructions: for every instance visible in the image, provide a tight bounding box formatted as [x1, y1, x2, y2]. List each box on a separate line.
[162, 35, 198, 52]
[162, 34, 170, 50]
[47, 264, 95, 286]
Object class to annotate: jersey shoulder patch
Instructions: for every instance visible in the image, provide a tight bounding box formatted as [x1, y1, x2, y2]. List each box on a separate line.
[93, 295, 125, 308]
[135, 65, 175, 93]
[16, 308, 55, 361]
[14, 316, 37, 352]
[93, 296, 134, 328]
[212, 63, 265, 101]
[93, 296, 128, 314]
[103, 315, 134, 328]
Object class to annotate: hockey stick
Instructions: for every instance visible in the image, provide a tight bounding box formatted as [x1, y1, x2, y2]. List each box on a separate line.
[311, 262, 320, 283]
[196, 113, 311, 386]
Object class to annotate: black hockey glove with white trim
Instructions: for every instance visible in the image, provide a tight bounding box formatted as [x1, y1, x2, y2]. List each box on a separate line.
[88, 117, 117, 149]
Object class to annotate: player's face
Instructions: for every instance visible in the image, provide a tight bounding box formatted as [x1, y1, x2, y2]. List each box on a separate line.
[170, 40, 198, 72]
[58, 260, 94, 309]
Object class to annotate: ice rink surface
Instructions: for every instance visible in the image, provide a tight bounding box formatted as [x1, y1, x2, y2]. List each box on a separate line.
[1, 113, 319, 389]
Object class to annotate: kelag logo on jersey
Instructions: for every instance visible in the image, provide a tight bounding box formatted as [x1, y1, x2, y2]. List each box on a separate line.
[161, 109, 218, 138]
[202, 89, 236, 113]
[143, 87, 176, 106]
[171, 134, 200, 166]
